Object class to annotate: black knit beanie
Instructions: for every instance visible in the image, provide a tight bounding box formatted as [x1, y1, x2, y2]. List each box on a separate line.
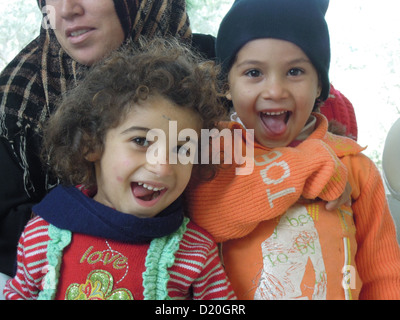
[216, 0, 331, 101]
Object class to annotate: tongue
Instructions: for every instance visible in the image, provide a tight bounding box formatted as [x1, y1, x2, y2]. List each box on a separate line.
[132, 184, 155, 198]
[262, 113, 287, 135]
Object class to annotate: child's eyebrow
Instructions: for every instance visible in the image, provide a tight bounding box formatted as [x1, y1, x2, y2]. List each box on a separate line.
[235, 60, 263, 68]
[288, 58, 312, 65]
[235, 58, 312, 68]
[120, 126, 150, 135]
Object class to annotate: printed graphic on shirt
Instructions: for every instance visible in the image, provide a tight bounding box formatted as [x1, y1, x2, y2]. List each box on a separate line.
[65, 269, 133, 300]
[57, 237, 148, 300]
[254, 204, 327, 300]
[78, 241, 130, 284]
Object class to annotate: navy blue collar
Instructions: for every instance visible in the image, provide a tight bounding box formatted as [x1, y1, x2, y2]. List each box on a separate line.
[33, 185, 184, 243]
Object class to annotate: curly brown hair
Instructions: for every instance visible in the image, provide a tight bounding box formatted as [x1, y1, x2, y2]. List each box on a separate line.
[42, 37, 227, 188]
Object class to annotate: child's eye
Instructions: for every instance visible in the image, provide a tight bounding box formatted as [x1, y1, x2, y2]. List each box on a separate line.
[132, 137, 150, 147]
[288, 68, 304, 76]
[245, 69, 262, 78]
[173, 145, 190, 156]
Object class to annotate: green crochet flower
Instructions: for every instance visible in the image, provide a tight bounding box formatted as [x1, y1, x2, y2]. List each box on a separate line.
[65, 269, 133, 300]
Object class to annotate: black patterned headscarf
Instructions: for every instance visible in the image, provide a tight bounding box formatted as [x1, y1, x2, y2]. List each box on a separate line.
[0, 0, 192, 198]
[36, 0, 191, 42]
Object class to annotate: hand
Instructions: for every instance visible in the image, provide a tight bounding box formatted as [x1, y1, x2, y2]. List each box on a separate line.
[325, 182, 352, 211]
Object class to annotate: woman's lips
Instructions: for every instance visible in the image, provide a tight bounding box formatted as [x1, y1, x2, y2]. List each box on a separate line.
[66, 27, 94, 45]
[70, 29, 90, 37]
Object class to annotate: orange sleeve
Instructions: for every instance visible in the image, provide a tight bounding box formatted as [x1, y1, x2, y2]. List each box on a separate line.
[187, 128, 348, 243]
[344, 154, 400, 299]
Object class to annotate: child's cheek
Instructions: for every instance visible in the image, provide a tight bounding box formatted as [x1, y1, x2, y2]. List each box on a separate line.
[113, 158, 134, 183]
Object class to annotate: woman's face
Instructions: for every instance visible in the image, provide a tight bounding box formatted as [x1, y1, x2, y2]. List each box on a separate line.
[46, 0, 125, 66]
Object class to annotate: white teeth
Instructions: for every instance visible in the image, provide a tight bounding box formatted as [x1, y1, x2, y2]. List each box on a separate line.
[70, 29, 89, 37]
[137, 182, 165, 192]
[263, 111, 287, 116]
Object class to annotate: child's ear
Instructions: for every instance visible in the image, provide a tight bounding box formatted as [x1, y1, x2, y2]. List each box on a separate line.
[316, 79, 322, 99]
[85, 150, 101, 162]
[223, 80, 232, 100]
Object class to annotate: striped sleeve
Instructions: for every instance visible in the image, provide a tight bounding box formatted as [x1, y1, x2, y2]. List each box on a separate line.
[3, 217, 51, 300]
[167, 222, 236, 300]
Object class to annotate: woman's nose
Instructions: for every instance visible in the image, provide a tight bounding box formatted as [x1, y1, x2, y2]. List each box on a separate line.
[60, 0, 84, 19]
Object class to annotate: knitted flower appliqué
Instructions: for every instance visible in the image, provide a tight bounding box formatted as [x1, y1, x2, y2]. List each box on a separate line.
[65, 269, 133, 300]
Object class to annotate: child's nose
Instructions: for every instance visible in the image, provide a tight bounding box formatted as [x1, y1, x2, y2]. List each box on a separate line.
[146, 148, 174, 177]
[261, 76, 288, 100]
[151, 162, 174, 177]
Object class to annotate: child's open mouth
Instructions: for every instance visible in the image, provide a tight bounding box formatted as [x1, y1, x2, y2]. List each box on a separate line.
[260, 110, 291, 136]
[131, 182, 166, 206]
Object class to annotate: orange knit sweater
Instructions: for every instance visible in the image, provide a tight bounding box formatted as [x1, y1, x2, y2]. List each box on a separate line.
[187, 113, 400, 300]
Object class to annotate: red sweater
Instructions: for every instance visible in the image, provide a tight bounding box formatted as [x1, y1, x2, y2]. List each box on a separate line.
[4, 217, 236, 300]
[187, 113, 400, 299]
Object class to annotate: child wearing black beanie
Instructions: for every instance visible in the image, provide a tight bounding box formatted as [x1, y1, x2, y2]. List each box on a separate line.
[188, 0, 400, 299]
[217, 0, 331, 100]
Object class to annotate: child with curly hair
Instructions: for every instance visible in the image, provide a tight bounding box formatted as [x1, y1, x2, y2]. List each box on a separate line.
[3, 38, 235, 300]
